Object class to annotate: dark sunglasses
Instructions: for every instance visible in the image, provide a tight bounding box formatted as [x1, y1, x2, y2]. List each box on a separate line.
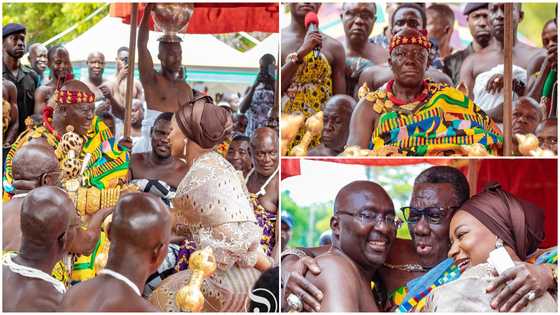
[401, 206, 458, 225]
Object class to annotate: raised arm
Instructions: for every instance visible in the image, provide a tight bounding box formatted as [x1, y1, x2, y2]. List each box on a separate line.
[138, 4, 156, 85]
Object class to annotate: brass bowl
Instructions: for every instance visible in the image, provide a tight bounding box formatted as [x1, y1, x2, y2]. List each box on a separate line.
[152, 3, 194, 43]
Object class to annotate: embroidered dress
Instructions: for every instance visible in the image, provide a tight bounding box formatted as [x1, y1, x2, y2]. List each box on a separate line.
[283, 52, 333, 152]
[150, 151, 262, 312]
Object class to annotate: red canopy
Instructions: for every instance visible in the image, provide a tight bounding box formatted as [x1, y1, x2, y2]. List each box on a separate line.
[110, 3, 279, 34]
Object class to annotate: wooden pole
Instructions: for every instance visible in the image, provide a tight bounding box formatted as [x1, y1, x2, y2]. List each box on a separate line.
[467, 159, 479, 196]
[124, 3, 138, 138]
[503, 3, 513, 156]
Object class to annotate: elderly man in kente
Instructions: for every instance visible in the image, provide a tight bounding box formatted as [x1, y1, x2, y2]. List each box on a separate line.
[346, 28, 503, 156]
[3, 80, 130, 283]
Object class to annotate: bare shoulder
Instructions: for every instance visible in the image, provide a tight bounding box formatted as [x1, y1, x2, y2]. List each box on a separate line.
[307, 253, 360, 292]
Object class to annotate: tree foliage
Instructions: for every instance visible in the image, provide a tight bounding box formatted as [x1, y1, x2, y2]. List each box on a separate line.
[2, 3, 109, 46]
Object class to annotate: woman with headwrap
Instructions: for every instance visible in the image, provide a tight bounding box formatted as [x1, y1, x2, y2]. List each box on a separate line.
[148, 95, 271, 312]
[425, 184, 557, 312]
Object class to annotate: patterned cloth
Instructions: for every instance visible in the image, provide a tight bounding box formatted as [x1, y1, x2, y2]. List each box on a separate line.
[360, 80, 503, 156]
[251, 194, 277, 257]
[3, 250, 71, 288]
[394, 258, 461, 312]
[247, 83, 274, 136]
[4, 115, 129, 192]
[3, 114, 129, 282]
[283, 51, 333, 152]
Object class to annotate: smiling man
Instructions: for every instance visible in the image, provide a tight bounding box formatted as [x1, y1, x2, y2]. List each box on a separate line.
[28, 43, 48, 84]
[293, 181, 399, 312]
[308, 95, 355, 156]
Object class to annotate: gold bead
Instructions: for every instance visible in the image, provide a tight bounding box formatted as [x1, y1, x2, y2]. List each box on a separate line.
[76, 188, 87, 217]
[86, 187, 101, 215]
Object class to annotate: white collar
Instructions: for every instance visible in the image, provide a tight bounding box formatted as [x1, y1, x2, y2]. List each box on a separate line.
[3, 252, 66, 294]
[99, 268, 141, 296]
[11, 193, 28, 199]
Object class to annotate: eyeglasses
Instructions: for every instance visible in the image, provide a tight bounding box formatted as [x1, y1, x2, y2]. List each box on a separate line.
[338, 209, 402, 229]
[401, 206, 458, 225]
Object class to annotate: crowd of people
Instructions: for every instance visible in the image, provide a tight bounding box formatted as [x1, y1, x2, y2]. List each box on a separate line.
[281, 166, 558, 312]
[281, 3, 558, 156]
[2, 2, 279, 312]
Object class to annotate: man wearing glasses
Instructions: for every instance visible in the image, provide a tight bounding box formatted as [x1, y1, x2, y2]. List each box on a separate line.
[281, 166, 554, 312]
[283, 180, 401, 312]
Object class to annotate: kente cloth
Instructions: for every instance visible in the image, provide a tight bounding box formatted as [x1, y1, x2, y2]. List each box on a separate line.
[2, 250, 70, 288]
[3, 114, 129, 192]
[363, 81, 503, 156]
[251, 195, 277, 257]
[246, 83, 275, 136]
[424, 263, 558, 312]
[473, 64, 527, 112]
[144, 244, 180, 297]
[70, 230, 108, 283]
[395, 258, 461, 312]
[283, 51, 333, 152]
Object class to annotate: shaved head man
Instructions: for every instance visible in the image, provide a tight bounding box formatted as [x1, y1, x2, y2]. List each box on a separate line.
[308, 95, 356, 156]
[61, 192, 171, 312]
[28, 43, 48, 81]
[3, 186, 76, 312]
[83, 51, 108, 99]
[248, 128, 279, 213]
[298, 181, 398, 311]
[3, 143, 60, 251]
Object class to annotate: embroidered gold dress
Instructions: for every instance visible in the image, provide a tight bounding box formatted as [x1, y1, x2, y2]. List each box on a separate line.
[149, 151, 262, 312]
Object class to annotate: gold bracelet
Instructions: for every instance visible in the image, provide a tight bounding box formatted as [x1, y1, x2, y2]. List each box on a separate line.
[76, 188, 87, 217]
[86, 187, 101, 215]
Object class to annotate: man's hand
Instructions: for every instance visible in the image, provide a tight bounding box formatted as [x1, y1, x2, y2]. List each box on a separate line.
[485, 74, 524, 96]
[486, 262, 554, 312]
[116, 65, 129, 82]
[99, 85, 113, 101]
[296, 31, 322, 61]
[282, 256, 323, 312]
[546, 44, 557, 70]
[118, 136, 133, 151]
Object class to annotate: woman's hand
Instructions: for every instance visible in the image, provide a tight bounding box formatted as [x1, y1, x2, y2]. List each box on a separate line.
[486, 262, 554, 312]
[281, 256, 323, 312]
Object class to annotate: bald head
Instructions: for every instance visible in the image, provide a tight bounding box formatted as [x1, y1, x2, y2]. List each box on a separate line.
[250, 127, 279, 177]
[20, 186, 74, 249]
[322, 95, 355, 151]
[87, 51, 105, 81]
[28, 43, 48, 75]
[12, 143, 59, 181]
[334, 181, 394, 213]
[109, 192, 171, 252]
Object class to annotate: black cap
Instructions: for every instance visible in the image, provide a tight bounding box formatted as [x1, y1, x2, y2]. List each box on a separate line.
[3, 23, 26, 39]
[463, 3, 488, 16]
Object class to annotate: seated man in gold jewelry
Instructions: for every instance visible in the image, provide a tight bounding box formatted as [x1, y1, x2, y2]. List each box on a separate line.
[346, 28, 503, 156]
[3, 79, 130, 282]
[247, 127, 279, 259]
[60, 193, 171, 312]
[3, 186, 77, 312]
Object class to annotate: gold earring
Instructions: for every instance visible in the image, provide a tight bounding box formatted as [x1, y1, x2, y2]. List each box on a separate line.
[183, 138, 188, 156]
